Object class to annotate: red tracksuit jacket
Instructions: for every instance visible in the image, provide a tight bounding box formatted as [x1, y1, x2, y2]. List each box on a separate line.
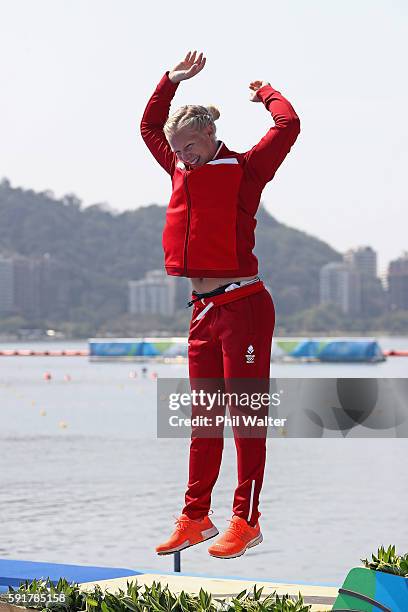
[140, 72, 300, 278]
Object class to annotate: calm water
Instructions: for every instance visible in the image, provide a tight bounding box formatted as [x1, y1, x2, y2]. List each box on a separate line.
[0, 338, 407, 587]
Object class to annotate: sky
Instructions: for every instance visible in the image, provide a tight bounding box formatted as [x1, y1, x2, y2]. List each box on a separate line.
[0, 0, 407, 275]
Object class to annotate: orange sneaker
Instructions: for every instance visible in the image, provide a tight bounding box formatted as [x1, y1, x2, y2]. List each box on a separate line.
[156, 513, 219, 555]
[207, 515, 263, 559]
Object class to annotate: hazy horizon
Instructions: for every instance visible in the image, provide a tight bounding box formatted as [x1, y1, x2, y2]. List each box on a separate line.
[1, 0, 406, 275]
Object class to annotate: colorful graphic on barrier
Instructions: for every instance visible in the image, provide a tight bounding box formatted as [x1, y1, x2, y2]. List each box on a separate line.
[333, 566, 408, 611]
[88, 338, 385, 362]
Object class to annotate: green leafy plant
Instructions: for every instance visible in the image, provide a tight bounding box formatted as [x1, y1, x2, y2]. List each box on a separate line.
[215, 585, 310, 611]
[0, 578, 314, 612]
[361, 545, 408, 577]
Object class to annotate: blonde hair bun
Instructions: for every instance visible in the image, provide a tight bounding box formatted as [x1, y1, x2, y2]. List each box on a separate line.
[164, 104, 220, 139]
[206, 105, 220, 121]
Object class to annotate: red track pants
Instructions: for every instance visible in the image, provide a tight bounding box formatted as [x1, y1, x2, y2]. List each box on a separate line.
[182, 281, 275, 526]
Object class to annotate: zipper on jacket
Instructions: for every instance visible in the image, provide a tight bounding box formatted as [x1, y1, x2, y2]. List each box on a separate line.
[183, 173, 192, 275]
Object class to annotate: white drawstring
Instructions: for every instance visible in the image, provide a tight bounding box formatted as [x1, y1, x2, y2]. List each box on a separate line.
[225, 277, 260, 292]
[192, 278, 260, 322]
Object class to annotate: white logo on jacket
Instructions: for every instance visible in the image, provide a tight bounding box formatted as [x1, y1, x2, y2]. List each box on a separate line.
[245, 344, 255, 364]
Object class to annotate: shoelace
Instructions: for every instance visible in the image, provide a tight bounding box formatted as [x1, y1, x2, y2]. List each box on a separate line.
[172, 509, 214, 532]
[172, 515, 190, 532]
[226, 519, 250, 542]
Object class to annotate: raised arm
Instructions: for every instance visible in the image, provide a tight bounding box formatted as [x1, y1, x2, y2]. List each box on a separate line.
[140, 73, 179, 175]
[244, 80, 301, 187]
[140, 51, 207, 175]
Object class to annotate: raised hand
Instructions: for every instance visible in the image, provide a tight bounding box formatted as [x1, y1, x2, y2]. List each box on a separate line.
[168, 51, 206, 84]
[249, 80, 271, 102]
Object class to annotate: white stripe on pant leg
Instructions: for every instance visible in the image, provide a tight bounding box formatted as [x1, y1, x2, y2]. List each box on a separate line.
[193, 301, 214, 322]
[248, 479, 256, 523]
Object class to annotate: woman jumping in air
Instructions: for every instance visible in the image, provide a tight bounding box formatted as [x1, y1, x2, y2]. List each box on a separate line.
[141, 51, 300, 559]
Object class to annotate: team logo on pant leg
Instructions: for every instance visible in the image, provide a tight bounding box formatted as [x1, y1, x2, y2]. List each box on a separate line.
[245, 344, 255, 364]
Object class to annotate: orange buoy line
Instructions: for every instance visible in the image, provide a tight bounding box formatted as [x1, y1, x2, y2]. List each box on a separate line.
[0, 349, 89, 356]
[383, 349, 408, 357]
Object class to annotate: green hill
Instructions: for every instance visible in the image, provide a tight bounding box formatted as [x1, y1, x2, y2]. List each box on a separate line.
[0, 178, 341, 326]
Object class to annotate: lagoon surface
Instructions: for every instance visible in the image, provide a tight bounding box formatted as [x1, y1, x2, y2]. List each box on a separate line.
[0, 338, 407, 587]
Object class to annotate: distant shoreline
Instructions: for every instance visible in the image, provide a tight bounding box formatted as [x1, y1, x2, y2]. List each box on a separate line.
[1, 332, 408, 343]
